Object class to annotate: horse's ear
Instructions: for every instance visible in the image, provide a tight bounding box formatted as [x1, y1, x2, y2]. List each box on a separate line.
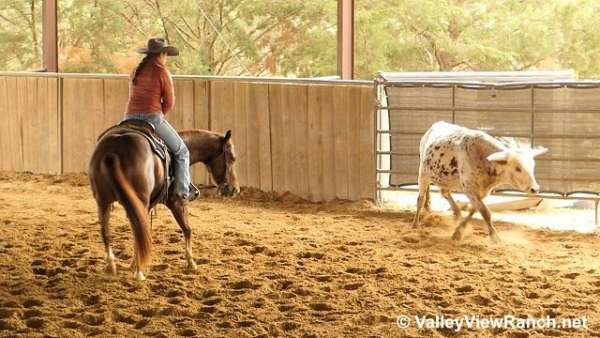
[223, 130, 232, 143]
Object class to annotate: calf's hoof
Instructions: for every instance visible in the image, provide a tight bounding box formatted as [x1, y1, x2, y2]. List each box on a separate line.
[490, 233, 501, 244]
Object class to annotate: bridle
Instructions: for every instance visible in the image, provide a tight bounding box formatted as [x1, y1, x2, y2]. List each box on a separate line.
[200, 142, 230, 190]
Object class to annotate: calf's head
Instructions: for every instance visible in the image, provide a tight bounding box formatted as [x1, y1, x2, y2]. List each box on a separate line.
[487, 146, 548, 194]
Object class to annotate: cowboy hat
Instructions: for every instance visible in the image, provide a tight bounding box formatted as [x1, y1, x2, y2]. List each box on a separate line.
[136, 37, 179, 56]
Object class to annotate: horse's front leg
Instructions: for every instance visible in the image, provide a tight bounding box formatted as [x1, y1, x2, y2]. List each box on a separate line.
[166, 197, 197, 272]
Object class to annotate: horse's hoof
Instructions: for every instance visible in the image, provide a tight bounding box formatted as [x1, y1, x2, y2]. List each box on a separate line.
[451, 231, 462, 241]
[490, 234, 501, 244]
[105, 264, 117, 275]
[187, 261, 198, 272]
[134, 271, 146, 281]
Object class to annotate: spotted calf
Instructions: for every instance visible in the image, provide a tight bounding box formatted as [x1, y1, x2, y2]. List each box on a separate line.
[412, 122, 548, 242]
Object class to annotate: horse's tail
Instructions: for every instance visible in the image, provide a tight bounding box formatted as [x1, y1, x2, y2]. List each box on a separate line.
[103, 153, 152, 270]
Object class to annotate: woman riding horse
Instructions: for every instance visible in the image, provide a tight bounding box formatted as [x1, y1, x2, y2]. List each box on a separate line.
[125, 37, 199, 202]
[89, 38, 240, 281]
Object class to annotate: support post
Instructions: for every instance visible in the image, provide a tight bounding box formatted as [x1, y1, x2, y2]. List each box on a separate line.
[42, 0, 58, 72]
[595, 200, 599, 226]
[337, 0, 354, 80]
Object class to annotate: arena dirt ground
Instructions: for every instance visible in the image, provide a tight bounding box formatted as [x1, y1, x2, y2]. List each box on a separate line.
[0, 172, 599, 337]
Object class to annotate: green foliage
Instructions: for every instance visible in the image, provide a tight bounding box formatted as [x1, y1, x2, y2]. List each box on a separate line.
[0, 0, 42, 70]
[1, 0, 600, 79]
[354, 0, 600, 79]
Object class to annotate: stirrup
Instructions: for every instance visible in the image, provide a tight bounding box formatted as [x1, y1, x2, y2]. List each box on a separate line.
[185, 183, 200, 202]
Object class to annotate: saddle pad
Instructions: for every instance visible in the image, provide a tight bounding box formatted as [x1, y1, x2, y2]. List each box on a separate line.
[98, 120, 168, 162]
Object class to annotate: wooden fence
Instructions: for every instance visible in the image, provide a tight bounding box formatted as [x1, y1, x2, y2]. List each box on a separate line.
[0, 73, 375, 202]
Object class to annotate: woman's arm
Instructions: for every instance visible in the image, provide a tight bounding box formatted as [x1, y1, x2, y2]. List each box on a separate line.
[159, 68, 175, 116]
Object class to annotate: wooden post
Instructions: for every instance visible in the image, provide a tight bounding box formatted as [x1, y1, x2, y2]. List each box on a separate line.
[337, 0, 354, 80]
[42, 0, 58, 72]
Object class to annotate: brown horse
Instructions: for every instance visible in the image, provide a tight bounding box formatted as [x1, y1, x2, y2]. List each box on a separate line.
[89, 128, 239, 281]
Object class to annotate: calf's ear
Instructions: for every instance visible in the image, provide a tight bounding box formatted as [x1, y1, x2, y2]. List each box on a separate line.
[532, 146, 548, 157]
[487, 151, 508, 164]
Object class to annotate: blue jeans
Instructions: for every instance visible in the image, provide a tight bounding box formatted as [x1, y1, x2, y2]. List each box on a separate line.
[123, 112, 191, 197]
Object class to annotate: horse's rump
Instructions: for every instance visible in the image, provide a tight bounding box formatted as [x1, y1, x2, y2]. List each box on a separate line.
[90, 130, 168, 207]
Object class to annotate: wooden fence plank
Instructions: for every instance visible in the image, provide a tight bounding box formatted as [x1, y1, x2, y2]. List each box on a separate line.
[307, 86, 324, 201]
[169, 80, 195, 130]
[243, 83, 263, 189]
[233, 82, 249, 186]
[254, 83, 272, 192]
[0, 76, 19, 171]
[89, 80, 107, 172]
[194, 80, 210, 131]
[0, 77, 7, 171]
[347, 86, 363, 200]
[32, 77, 46, 172]
[34, 76, 59, 174]
[210, 81, 234, 135]
[103, 78, 129, 124]
[320, 87, 336, 201]
[61, 78, 77, 173]
[15, 77, 28, 172]
[22, 77, 36, 172]
[5, 77, 21, 171]
[292, 85, 309, 199]
[269, 84, 309, 198]
[269, 84, 285, 194]
[332, 86, 350, 199]
[211, 80, 239, 188]
[62, 78, 105, 172]
[11, 76, 22, 171]
[48, 77, 61, 174]
[192, 80, 210, 185]
[358, 86, 375, 199]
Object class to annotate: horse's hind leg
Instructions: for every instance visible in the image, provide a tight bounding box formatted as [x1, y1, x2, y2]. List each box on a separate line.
[166, 198, 197, 272]
[98, 201, 117, 275]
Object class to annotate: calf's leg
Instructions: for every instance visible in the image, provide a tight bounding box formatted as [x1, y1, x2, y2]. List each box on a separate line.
[412, 177, 431, 228]
[457, 195, 501, 243]
[451, 207, 476, 241]
[423, 184, 431, 212]
[441, 189, 461, 221]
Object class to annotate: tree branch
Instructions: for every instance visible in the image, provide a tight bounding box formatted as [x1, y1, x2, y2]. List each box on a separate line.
[518, 58, 546, 71]
[153, 0, 171, 42]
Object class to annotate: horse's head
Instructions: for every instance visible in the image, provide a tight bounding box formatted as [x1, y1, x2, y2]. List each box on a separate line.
[206, 130, 240, 197]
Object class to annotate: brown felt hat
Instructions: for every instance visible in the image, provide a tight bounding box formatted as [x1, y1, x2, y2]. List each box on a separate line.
[136, 38, 179, 56]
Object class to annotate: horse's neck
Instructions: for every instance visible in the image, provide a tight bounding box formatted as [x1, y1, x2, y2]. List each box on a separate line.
[182, 132, 220, 165]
